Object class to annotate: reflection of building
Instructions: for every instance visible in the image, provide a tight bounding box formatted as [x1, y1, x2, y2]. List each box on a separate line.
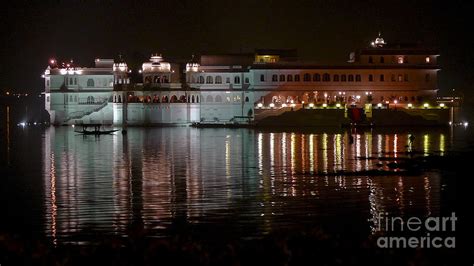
[44, 35, 440, 125]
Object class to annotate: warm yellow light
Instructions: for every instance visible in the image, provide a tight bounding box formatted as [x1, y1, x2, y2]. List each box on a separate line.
[423, 103, 429, 108]
[309, 103, 314, 108]
[440, 103, 445, 108]
[394, 100, 398, 104]
[269, 103, 275, 108]
[257, 103, 263, 108]
[322, 103, 327, 107]
[282, 103, 287, 107]
[408, 103, 413, 108]
[336, 103, 341, 108]
[377, 103, 382, 108]
[6, 91, 10, 95]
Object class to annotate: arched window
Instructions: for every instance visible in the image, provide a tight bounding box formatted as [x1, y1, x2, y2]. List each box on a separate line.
[196, 96, 199, 103]
[391, 74, 396, 82]
[272, 74, 278, 82]
[199, 76, 205, 84]
[294, 74, 300, 81]
[380, 74, 384, 82]
[398, 75, 403, 82]
[162, 95, 169, 103]
[260, 74, 265, 82]
[355, 75, 361, 82]
[245, 96, 249, 102]
[192, 95, 195, 103]
[369, 74, 373, 82]
[404, 74, 408, 82]
[380, 56, 385, 63]
[74, 78, 77, 85]
[118, 95, 122, 103]
[179, 95, 187, 103]
[145, 76, 152, 84]
[215, 95, 222, 102]
[206, 95, 213, 102]
[234, 76, 240, 84]
[170, 95, 178, 103]
[303, 73, 311, 82]
[341, 74, 347, 82]
[333, 74, 339, 82]
[368, 56, 373, 63]
[87, 79, 94, 87]
[279, 74, 285, 82]
[348, 75, 354, 82]
[313, 73, 321, 82]
[114, 95, 117, 103]
[323, 73, 330, 82]
[191, 76, 196, 83]
[87, 96, 94, 104]
[154, 76, 161, 83]
[245, 77, 250, 83]
[206, 76, 213, 84]
[287, 74, 293, 82]
[215, 76, 222, 84]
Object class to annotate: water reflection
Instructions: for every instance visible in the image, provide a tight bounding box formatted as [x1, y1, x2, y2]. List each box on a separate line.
[42, 127, 449, 242]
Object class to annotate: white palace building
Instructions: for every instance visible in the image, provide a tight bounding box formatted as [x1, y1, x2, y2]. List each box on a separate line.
[43, 36, 443, 126]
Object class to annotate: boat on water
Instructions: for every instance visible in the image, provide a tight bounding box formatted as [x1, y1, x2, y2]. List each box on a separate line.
[75, 129, 119, 135]
[74, 123, 118, 135]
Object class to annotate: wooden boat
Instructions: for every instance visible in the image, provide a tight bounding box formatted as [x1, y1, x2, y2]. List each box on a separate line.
[74, 123, 118, 135]
[75, 129, 119, 135]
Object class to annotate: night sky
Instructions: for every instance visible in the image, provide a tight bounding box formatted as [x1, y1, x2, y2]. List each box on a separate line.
[1, 0, 473, 100]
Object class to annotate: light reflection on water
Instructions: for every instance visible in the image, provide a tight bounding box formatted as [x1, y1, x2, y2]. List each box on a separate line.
[40, 127, 451, 243]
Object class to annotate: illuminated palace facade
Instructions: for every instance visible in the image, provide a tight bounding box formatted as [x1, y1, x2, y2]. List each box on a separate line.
[43, 36, 440, 125]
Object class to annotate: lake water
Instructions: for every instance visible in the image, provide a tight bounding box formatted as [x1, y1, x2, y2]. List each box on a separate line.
[0, 102, 468, 245]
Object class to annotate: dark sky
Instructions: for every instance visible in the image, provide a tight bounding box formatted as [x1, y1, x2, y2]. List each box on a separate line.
[1, 0, 473, 99]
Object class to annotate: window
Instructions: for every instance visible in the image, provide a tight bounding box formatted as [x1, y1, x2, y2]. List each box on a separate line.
[380, 56, 385, 63]
[199, 76, 205, 84]
[206, 76, 213, 84]
[234, 76, 240, 84]
[226, 77, 230, 83]
[333, 74, 339, 82]
[206, 95, 213, 102]
[287, 74, 293, 82]
[272, 74, 278, 82]
[294, 74, 300, 81]
[70, 95, 73, 102]
[323, 73, 330, 82]
[75, 96, 77, 102]
[391, 74, 396, 82]
[46, 96, 49, 102]
[425, 73, 430, 82]
[69, 77, 73, 85]
[341, 74, 346, 82]
[380, 74, 384, 81]
[397, 56, 404, 64]
[404, 74, 408, 82]
[46, 80, 50, 86]
[355, 75, 361, 82]
[348, 75, 354, 82]
[245, 96, 249, 102]
[279, 74, 285, 82]
[74, 78, 77, 85]
[215, 95, 222, 102]
[87, 79, 94, 87]
[425, 56, 430, 63]
[215, 76, 222, 84]
[245, 77, 249, 83]
[260, 74, 265, 82]
[398, 75, 403, 82]
[87, 96, 94, 104]
[368, 74, 373, 82]
[368, 56, 373, 63]
[303, 73, 310, 82]
[313, 73, 320, 82]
